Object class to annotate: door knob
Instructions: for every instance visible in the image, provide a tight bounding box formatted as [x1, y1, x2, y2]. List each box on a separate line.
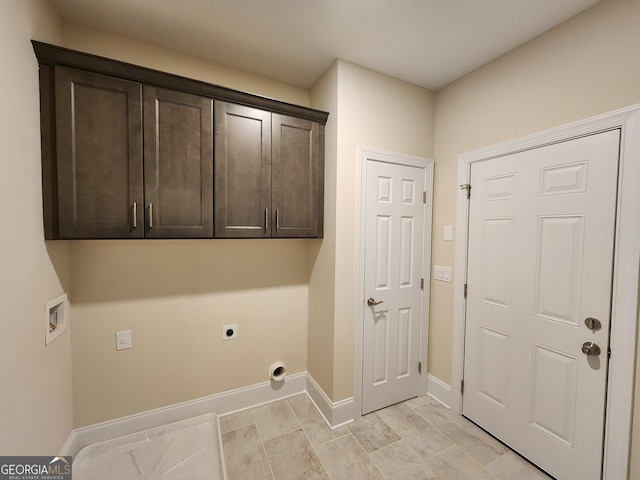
[581, 342, 601, 356]
[367, 298, 384, 307]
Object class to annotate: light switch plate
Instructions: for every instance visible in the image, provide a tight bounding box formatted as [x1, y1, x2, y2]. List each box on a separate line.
[444, 225, 453, 242]
[116, 330, 132, 350]
[433, 265, 452, 282]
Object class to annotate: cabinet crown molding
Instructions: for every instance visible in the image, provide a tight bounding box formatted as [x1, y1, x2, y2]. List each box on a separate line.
[31, 41, 329, 125]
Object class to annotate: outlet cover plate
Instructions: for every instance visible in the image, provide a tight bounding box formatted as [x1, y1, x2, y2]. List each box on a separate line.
[116, 330, 132, 350]
[222, 324, 238, 340]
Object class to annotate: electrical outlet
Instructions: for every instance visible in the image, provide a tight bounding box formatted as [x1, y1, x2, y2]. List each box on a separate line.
[116, 330, 132, 350]
[222, 324, 238, 341]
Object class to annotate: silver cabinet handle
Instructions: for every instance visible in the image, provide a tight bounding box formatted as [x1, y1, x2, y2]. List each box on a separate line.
[265, 208, 269, 231]
[367, 298, 384, 306]
[276, 208, 280, 231]
[148, 203, 153, 228]
[132, 202, 137, 228]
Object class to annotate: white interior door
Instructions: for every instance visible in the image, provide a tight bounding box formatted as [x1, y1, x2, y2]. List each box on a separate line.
[463, 129, 620, 480]
[362, 160, 425, 414]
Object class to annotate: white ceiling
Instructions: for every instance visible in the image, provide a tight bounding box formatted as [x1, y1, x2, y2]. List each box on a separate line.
[50, 0, 601, 91]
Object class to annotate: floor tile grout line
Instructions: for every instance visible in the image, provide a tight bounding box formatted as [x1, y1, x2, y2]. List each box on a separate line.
[285, 396, 334, 480]
[483, 450, 510, 470]
[249, 408, 277, 480]
[410, 399, 456, 440]
[414, 401, 535, 474]
[224, 394, 554, 480]
[288, 395, 351, 448]
[410, 398, 503, 465]
[367, 411, 414, 457]
[349, 431, 388, 480]
[378, 401, 459, 461]
[443, 442, 501, 479]
[345, 421, 392, 480]
[311, 433, 356, 480]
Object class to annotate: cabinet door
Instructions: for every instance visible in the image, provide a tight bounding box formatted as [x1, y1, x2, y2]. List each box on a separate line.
[272, 114, 321, 238]
[214, 102, 271, 238]
[143, 87, 213, 238]
[55, 66, 143, 238]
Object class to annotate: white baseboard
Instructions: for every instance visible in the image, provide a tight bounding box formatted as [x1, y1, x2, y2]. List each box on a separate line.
[61, 372, 307, 457]
[305, 374, 354, 429]
[426, 374, 452, 408]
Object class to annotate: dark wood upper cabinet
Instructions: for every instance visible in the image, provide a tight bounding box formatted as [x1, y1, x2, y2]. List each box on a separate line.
[33, 41, 327, 240]
[272, 114, 323, 238]
[215, 102, 271, 238]
[215, 103, 324, 238]
[144, 87, 213, 238]
[55, 66, 143, 239]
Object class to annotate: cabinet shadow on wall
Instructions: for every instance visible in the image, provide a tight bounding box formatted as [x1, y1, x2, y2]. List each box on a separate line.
[69, 239, 314, 304]
[45, 240, 72, 295]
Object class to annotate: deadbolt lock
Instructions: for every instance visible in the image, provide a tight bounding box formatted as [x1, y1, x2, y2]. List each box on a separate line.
[584, 317, 602, 331]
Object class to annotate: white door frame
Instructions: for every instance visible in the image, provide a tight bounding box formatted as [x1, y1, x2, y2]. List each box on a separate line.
[452, 104, 640, 480]
[354, 147, 434, 419]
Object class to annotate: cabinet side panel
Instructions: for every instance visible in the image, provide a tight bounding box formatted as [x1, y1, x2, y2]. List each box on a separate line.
[317, 124, 325, 238]
[39, 64, 58, 239]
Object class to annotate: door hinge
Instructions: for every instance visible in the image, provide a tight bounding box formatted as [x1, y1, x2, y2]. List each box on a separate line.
[461, 379, 465, 395]
[464, 283, 468, 299]
[608, 347, 611, 359]
[460, 183, 471, 199]
[421, 278, 424, 290]
[423, 191, 427, 204]
[418, 362, 422, 374]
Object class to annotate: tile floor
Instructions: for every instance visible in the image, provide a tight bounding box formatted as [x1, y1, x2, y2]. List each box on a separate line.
[220, 393, 553, 480]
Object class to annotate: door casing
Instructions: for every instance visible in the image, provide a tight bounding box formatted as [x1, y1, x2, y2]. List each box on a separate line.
[452, 104, 640, 480]
[355, 147, 434, 419]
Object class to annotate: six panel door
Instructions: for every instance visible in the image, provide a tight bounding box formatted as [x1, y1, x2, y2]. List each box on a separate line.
[463, 130, 620, 480]
[362, 160, 425, 414]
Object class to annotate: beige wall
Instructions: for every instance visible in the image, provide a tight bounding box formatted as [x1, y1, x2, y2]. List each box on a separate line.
[334, 61, 435, 400]
[430, 0, 640, 384]
[70, 240, 309, 426]
[0, 0, 73, 454]
[29, 16, 435, 428]
[308, 62, 339, 399]
[309, 60, 436, 401]
[430, 0, 640, 473]
[58, 25, 316, 427]
[8, 1, 638, 469]
[62, 22, 310, 107]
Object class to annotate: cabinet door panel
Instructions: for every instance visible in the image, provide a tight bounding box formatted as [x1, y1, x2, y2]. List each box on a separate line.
[272, 114, 320, 238]
[215, 102, 271, 238]
[144, 87, 213, 238]
[55, 66, 143, 238]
